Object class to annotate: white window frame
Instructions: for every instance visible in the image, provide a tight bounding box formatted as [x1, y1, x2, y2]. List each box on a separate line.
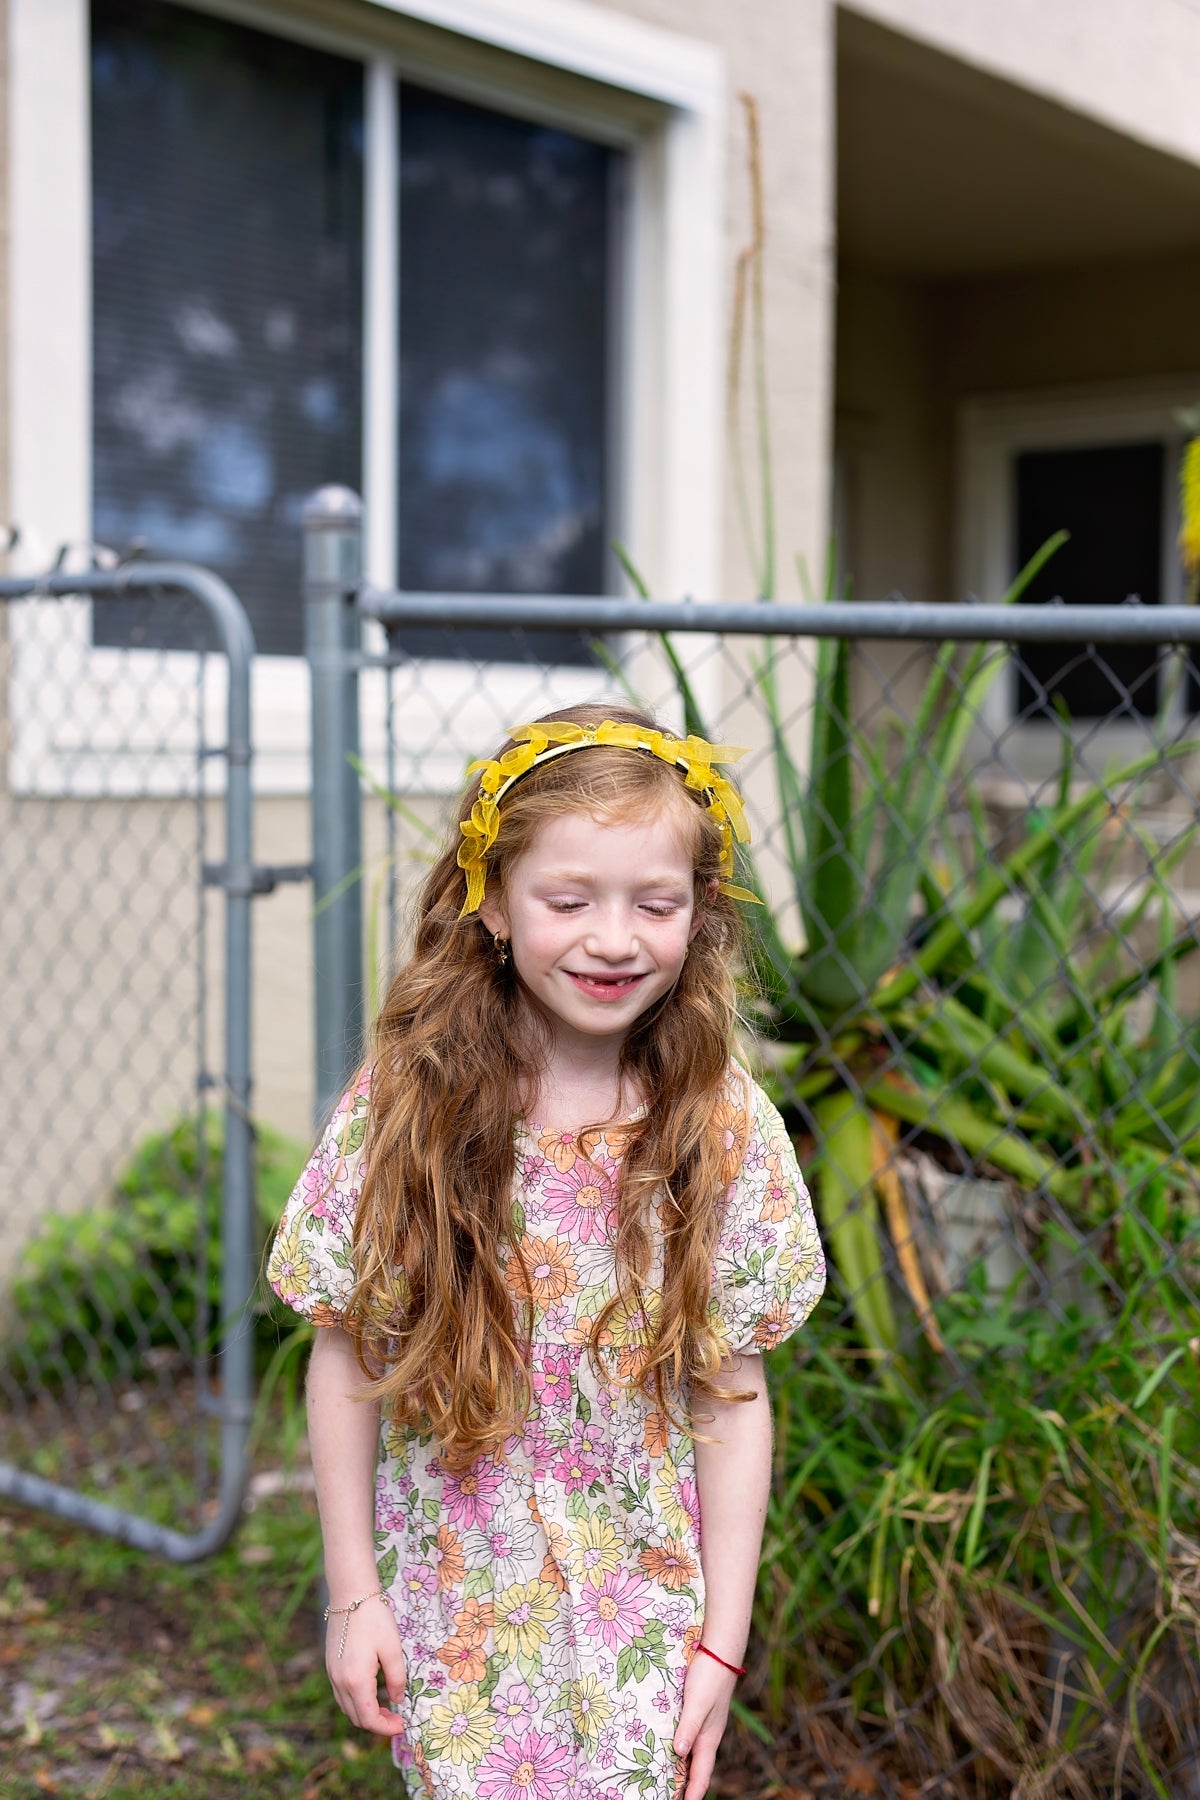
[8, 0, 725, 796]
[957, 377, 1198, 782]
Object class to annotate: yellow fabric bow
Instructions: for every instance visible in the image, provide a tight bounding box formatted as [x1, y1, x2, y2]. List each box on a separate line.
[456, 719, 760, 917]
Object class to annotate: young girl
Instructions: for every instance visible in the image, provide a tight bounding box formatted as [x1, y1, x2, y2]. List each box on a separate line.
[269, 702, 825, 1800]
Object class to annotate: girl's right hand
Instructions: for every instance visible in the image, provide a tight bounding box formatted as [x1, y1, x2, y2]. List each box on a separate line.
[325, 1599, 408, 1738]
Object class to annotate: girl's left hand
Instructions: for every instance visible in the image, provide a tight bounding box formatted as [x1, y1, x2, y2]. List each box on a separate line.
[673, 1651, 738, 1800]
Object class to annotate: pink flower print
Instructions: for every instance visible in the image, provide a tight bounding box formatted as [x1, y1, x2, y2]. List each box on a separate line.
[300, 1158, 349, 1234]
[551, 1435, 600, 1494]
[543, 1158, 615, 1244]
[492, 1676, 538, 1729]
[375, 1472, 405, 1532]
[477, 1727, 575, 1800]
[518, 1417, 553, 1476]
[567, 1419, 607, 1465]
[677, 1473, 701, 1531]
[441, 1457, 506, 1530]
[597, 1727, 618, 1767]
[400, 1562, 437, 1601]
[742, 1136, 767, 1174]
[531, 1351, 573, 1409]
[522, 1153, 548, 1184]
[543, 1301, 573, 1335]
[652, 1688, 673, 1713]
[577, 1569, 650, 1652]
[375, 1493, 405, 1532]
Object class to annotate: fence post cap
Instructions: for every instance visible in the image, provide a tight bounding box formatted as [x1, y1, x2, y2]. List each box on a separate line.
[302, 486, 363, 529]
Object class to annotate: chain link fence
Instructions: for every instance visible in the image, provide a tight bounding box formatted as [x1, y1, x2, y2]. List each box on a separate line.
[300, 489, 1200, 1797]
[0, 565, 260, 1559]
[5, 503, 1199, 1790]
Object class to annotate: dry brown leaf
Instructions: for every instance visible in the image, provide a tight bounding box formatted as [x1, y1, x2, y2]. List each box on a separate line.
[185, 1701, 222, 1727]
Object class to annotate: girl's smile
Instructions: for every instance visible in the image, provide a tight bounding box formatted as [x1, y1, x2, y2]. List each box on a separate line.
[480, 809, 700, 1055]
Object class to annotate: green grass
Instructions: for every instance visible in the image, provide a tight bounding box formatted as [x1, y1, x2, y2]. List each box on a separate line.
[0, 1491, 402, 1800]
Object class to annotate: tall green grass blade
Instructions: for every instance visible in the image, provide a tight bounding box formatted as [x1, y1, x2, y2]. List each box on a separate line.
[962, 1446, 994, 1572]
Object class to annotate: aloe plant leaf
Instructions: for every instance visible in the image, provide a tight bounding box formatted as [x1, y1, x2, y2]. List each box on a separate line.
[918, 993, 1088, 1133]
[811, 1088, 898, 1358]
[799, 639, 868, 1011]
[864, 1074, 1064, 1194]
[879, 741, 1198, 1007]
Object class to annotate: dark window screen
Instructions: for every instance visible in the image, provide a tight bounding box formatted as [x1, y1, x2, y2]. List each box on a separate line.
[91, 0, 363, 655]
[396, 84, 615, 664]
[1014, 443, 1164, 720]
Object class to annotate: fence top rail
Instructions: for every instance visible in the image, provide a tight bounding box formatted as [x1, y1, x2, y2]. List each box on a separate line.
[355, 585, 1200, 645]
[0, 563, 257, 673]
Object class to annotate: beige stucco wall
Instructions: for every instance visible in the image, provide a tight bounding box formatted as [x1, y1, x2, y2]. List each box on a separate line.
[843, 0, 1200, 173]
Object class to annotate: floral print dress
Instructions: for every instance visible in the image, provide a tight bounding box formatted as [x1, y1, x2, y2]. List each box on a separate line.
[268, 1065, 825, 1800]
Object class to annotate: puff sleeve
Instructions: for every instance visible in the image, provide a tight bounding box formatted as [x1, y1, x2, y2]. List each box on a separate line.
[266, 1075, 371, 1326]
[710, 1072, 826, 1355]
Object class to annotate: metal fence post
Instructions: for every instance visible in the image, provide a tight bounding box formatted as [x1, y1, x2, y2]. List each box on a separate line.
[303, 487, 365, 1123]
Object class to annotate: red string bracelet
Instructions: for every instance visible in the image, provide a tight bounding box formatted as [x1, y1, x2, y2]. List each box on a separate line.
[696, 1643, 747, 1677]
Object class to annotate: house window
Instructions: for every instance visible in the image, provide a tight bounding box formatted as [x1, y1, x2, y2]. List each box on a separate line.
[11, 0, 724, 794]
[88, 2, 618, 663]
[1013, 442, 1166, 721]
[395, 84, 615, 664]
[959, 384, 1193, 764]
[91, 0, 364, 656]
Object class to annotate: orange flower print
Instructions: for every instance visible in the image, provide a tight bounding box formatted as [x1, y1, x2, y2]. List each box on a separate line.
[638, 1537, 698, 1590]
[752, 1300, 793, 1351]
[713, 1096, 748, 1186]
[436, 1630, 487, 1684]
[643, 1411, 669, 1458]
[538, 1126, 580, 1172]
[435, 1524, 465, 1590]
[453, 1596, 494, 1643]
[759, 1152, 793, 1223]
[309, 1301, 344, 1329]
[682, 1623, 703, 1665]
[565, 1315, 613, 1350]
[505, 1235, 579, 1306]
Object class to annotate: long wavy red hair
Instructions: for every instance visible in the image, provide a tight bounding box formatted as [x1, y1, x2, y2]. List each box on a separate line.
[343, 701, 752, 1466]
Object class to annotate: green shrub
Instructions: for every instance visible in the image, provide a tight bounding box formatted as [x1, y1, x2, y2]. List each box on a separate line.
[5, 1112, 305, 1385]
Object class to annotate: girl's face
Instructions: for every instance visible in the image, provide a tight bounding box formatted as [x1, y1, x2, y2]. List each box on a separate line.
[480, 808, 702, 1057]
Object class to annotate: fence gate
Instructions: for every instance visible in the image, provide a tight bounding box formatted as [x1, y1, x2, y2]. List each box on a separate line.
[0, 563, 262, 1559]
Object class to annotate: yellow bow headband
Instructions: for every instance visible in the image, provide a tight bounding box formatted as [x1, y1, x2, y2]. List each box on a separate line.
[457, 719, 761, 918]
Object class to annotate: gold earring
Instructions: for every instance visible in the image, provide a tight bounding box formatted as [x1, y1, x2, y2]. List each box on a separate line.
[494, 933, 510, 968]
